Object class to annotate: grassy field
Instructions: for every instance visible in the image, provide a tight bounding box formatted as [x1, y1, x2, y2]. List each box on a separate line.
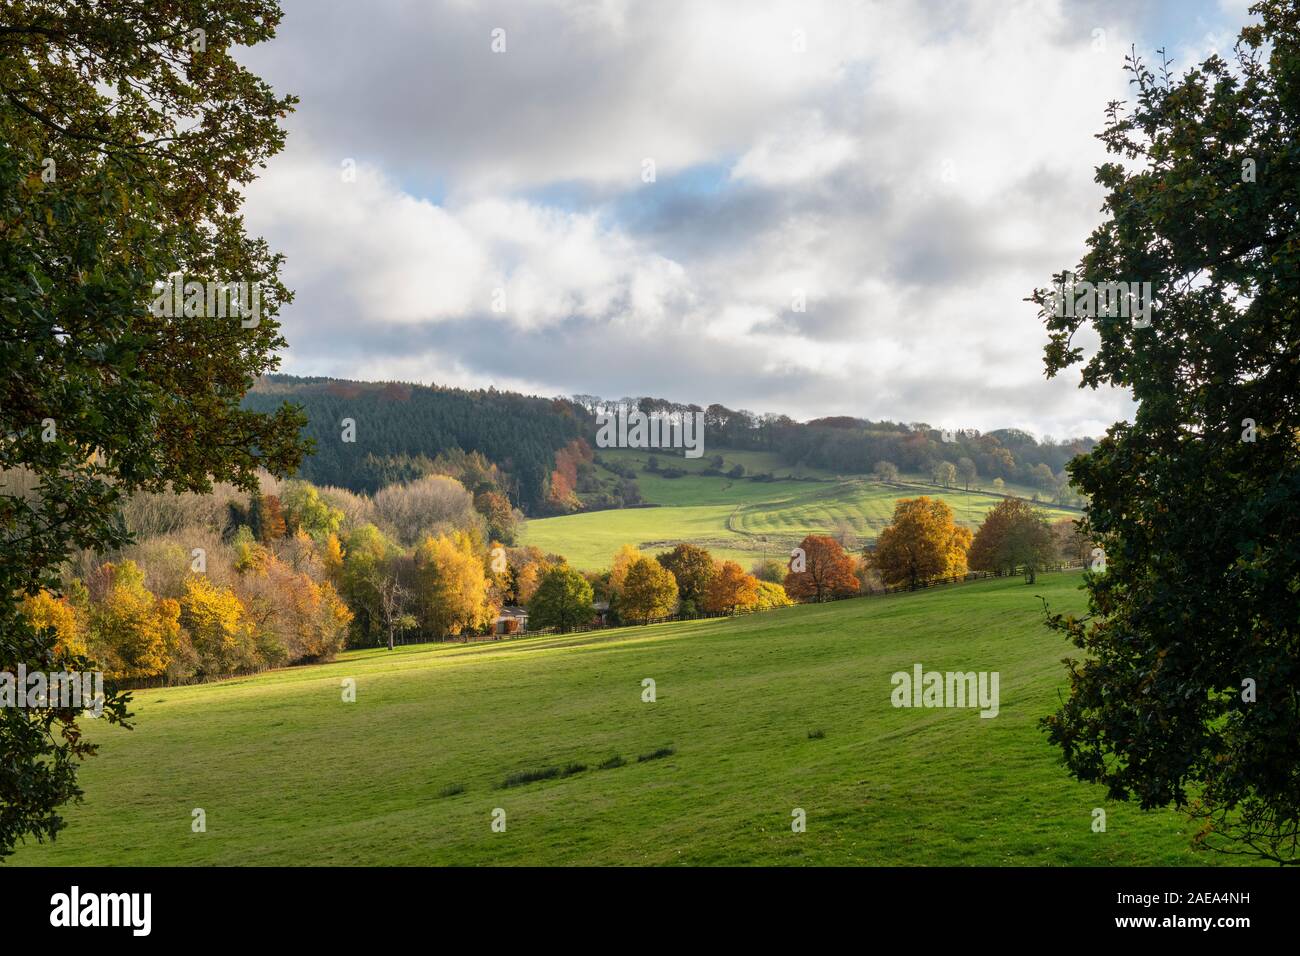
[526, 455, 1079, 569]
[521, 503, 758, 568]
[10, 572, 1244, 866]
[732, 479, 1065, 539]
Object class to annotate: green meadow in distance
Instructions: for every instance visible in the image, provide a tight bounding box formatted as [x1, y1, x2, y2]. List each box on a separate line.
[523, 447, 1079, 570]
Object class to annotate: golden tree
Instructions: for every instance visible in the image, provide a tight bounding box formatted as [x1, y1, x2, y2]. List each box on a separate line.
[608, 543, 643, 597]
[871, 497, 970, 590]
[89, 561, 182, 680]
[619, 557, 679, 623]
[413, 531, 496, 638]
[20, 591, 87, 659]
[179, 575, 256, 678]
[702, 561, 760, 613]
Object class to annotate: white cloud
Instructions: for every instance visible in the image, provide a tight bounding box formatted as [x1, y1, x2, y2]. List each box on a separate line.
[731, 111, 858, 186]
[247, 151, 689, 331]
[239, 0, 1245, 438]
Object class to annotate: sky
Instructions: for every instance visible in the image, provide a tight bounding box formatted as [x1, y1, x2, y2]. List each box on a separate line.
[239, 0, 1257, 441]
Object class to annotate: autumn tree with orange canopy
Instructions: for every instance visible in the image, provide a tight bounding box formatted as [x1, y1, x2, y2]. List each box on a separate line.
[702, 561, 760, 613]
[783, 535, 859, 603]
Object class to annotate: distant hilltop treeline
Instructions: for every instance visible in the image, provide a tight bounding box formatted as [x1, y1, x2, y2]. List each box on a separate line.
[245, 375, 1095, 516]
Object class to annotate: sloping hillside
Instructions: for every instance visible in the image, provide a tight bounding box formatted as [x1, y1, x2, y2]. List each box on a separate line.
[523, 469, 1079, 569]
[10, 573, 1237, 866]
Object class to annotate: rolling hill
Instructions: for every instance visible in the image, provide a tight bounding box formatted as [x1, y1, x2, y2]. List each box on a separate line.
[9, 572, 1240, 867]
[525, 447, 1080, 569]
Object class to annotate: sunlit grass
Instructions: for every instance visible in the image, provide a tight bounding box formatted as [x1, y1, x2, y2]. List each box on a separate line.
[10, 572, 1245, 867]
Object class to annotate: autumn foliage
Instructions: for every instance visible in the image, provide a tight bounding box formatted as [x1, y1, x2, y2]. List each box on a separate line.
[784, 535, 859, 602]
[413, 531, 497, 638]
[703, 561, 760, 613]
[547, 438, 593, 513]
[870, 497, 971, 590]
[618, 557, 679, 622]
[20, 510, 356, 685]
[656, 543, 717, 610]
[968, 498, 1056, 583]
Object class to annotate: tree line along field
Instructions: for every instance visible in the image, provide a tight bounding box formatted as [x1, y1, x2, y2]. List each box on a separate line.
[590, 447, 1065, 502]
[9, 572, 1244, 867]
[523, 448, 1080, 571]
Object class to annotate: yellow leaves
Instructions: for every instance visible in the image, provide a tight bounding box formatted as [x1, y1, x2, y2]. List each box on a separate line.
[321, 532, 345, 581]
[513, 561, 546, 605]
[752, 580, 794, 609]
[234, 537, 270, 574]
[320, 581, 354, 633]
[608, 544, 643, 596]
[414, 531, 495, 636]
[873, 497, 968, 589]
[158, 598, 181, 627]
[87, 560, 177, 680]
[620, 557, 678, 622]
[181, 575, 246, 649]
[20, 590, 88, 659]
[155, 597, 183, 663]
[179, 575, 258, 675]
[946, 524, 974, 578]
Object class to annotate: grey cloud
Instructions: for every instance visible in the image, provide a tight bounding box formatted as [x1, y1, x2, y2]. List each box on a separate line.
[239, 0, 1225, 441]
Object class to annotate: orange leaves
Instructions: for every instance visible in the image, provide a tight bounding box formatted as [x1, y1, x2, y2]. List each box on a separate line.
[784, 534, 859, 602]
[702, 561, 760, 614]
[236, 546, 354, 663]
[547, 438, 593, 512]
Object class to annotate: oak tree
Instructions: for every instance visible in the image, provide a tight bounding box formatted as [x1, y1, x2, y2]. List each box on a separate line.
[0, 0, 307, 855]
[528, 566, 594, 633]
[1034, 1, 1300, 863]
